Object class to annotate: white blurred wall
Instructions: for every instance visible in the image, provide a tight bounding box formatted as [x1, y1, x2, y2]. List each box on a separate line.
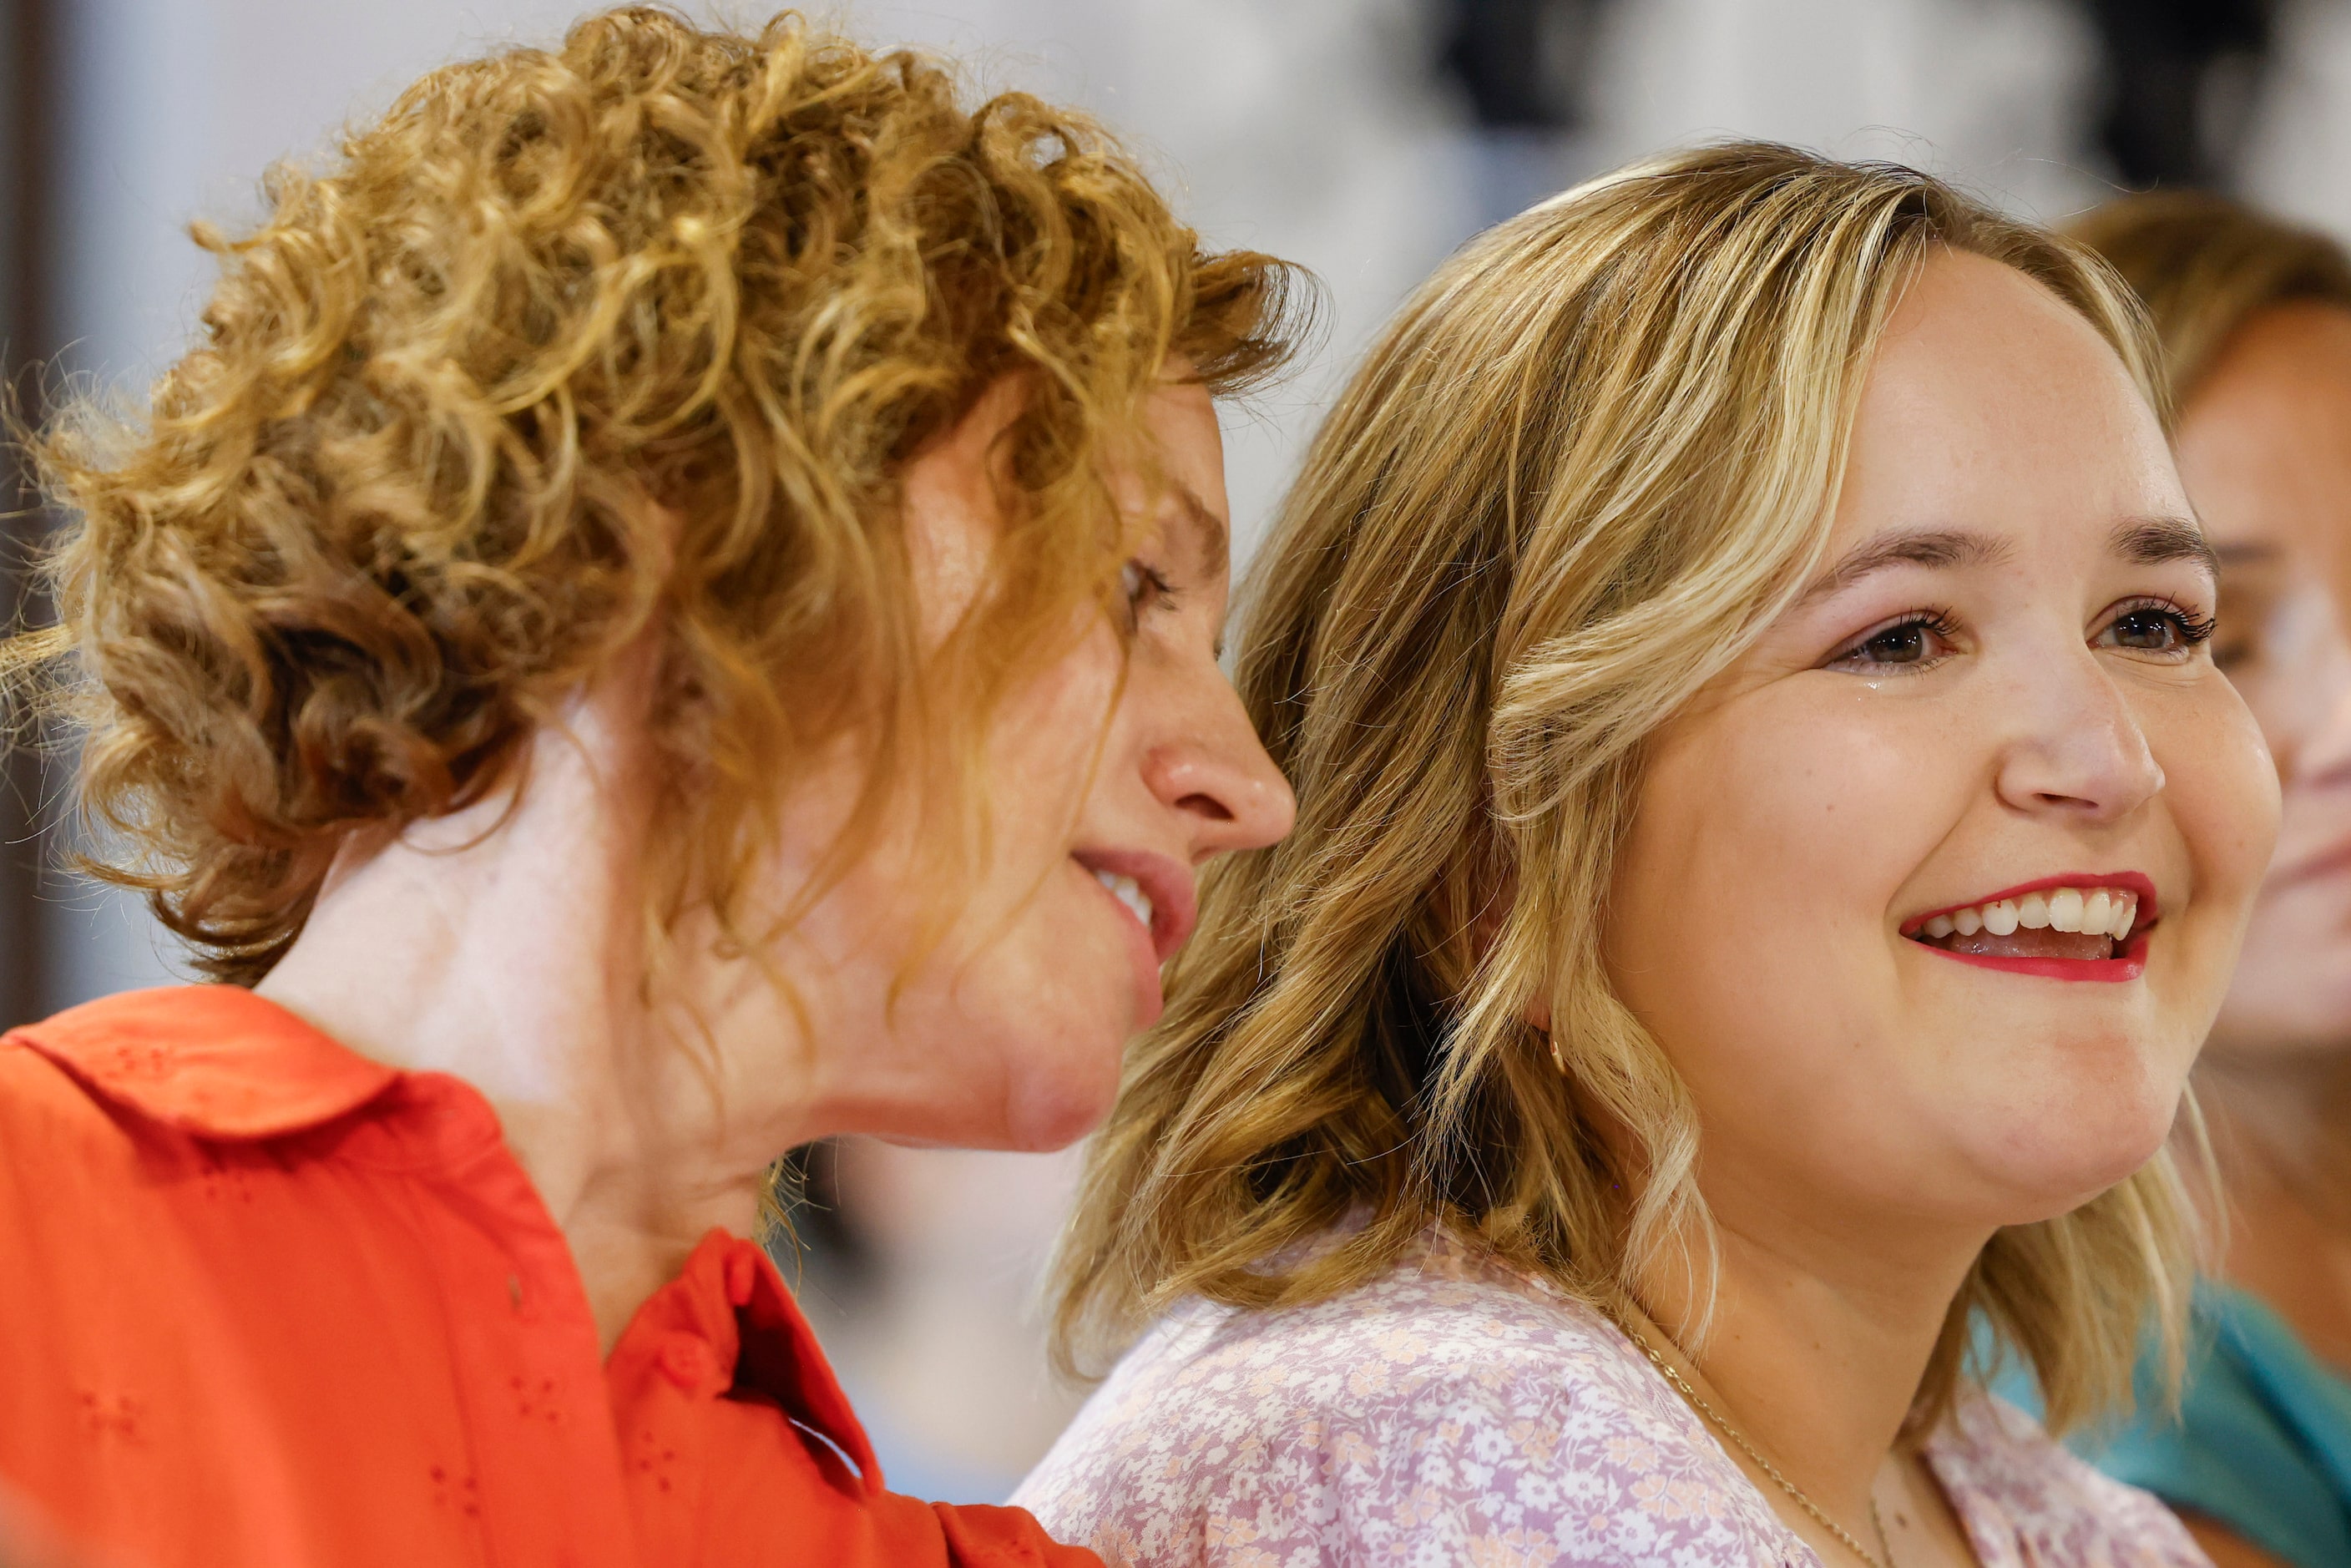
[2245, 0, 2351, 235]
[1592, 0, 2106, 219]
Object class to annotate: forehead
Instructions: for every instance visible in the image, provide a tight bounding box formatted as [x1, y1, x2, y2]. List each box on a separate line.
[1133, 379, 1231, 578]
[2175, 304, 2351, 558]
[1832, 251, 2185, 559]
[1140, 380, 1225, 494]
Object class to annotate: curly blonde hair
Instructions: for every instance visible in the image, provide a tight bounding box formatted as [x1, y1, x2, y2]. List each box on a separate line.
[1057, 144, 2189, 1439]
[7, 7, 1301, 984]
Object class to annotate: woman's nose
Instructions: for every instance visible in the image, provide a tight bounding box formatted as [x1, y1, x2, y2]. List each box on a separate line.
[1140, 673, 1296, 862]
[1991, 645, 2166, 822]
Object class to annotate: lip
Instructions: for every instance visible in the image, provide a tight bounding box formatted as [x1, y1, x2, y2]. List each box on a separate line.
[1898, 871, 2159, 984]
[1074, 848, 1198, 962]
[1919, 928, 2151, 984]
[1071, 847, 1198, 1031]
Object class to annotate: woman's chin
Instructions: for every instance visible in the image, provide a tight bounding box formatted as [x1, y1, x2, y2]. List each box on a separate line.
[998, 1084, 1117, 1152]
[984, 1035, 1126, 1152]
[1969, 1106, 2180, 1223]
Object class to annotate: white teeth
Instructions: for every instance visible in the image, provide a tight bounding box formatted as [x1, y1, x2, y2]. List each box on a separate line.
[2081, 890, 2112, 934]
[1094, 869, 1155, 933]
[1913, 884, 2147, 950]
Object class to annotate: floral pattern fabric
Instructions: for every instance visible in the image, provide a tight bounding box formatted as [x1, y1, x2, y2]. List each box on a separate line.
[1014, 1228, 2207, 1568]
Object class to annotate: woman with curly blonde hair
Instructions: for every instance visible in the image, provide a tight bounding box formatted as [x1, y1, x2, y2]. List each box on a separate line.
[0, 9, 1299, 1567]
[1023, 144, 2277, 1567]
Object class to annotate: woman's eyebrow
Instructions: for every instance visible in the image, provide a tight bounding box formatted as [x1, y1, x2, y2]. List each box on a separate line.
[2111, 516, 2219, 579]
[1797, 527, 2012, 606]
[1170, 483, 1231, 579]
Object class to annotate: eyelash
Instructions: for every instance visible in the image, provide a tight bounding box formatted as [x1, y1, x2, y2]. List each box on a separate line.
[1120, 559, 1176, 629]
[2101, 596, 2216, 655]
[1825, 606, 1963, 674]
[1823, 597, 2218, 673]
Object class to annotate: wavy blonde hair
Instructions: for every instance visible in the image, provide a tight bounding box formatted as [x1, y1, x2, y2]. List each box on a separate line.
[1056, 143, 2192, 1438]
[5, 8, 1302, 985]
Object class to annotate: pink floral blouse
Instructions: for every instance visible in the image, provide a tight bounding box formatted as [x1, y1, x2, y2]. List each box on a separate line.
[1014, 1228, 2207, 1568]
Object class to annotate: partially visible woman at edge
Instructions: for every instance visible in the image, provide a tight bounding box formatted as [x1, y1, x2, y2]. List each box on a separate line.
[0, 11, 1301, 1568]
[1019, 144, 2278, 1568]
[2042, 193, 2351, 1568]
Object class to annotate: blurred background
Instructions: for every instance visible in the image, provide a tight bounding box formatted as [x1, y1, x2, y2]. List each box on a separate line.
[2, 0, 2345, 1503]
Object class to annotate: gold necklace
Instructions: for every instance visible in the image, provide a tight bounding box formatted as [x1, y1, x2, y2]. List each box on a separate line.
[1614, 1316, 1898, 1568]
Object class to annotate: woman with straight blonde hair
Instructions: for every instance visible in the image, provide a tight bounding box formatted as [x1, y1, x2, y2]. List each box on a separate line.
[1016, 143, 2278, 1567]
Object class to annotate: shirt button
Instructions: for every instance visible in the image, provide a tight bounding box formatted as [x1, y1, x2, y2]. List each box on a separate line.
[659, 1333, 717, 1391]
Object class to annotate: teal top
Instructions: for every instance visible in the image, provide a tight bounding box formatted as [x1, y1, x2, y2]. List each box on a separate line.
[2005, 1284, 2351, 1567]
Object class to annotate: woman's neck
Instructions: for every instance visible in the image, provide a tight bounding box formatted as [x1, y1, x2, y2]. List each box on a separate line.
[255, 673, 811, 1351]
[2198, 1053, 2351, 1369]
[1635, 1192, 1987, 1562]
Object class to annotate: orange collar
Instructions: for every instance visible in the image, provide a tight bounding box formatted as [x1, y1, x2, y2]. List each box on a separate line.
[6, 985, 400, 1138]
[8, 984, 889, 1495]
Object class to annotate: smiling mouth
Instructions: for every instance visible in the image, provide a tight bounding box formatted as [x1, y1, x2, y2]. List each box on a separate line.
[1902, 878, 2157, 978]
[1092, 867, 1155, 934]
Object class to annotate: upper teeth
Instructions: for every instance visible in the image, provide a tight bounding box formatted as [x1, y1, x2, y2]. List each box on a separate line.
[1918, 886, 2139, 942]
[1095, 869, 1154, 933]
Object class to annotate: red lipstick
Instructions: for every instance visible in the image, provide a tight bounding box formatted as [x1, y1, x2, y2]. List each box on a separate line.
[1900, 871, 2159, 984]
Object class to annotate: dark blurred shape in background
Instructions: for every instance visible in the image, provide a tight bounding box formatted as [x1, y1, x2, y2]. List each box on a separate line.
[0, 0, 52, 1032]
[2080, 0, 2280, 187]
[1436, 0, 1615, 225]
[1438, 0, 1607, 128]
[1437, 0, 2300, 207]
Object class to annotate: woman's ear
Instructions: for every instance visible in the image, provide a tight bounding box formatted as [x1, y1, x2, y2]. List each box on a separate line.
[1463, 865, 1550, 1034]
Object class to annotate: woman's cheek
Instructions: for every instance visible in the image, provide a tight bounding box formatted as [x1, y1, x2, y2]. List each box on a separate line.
[2135, 681, 2278, 1050]
[1614, 687, 1956, 1045]
[988, 623, 1125, 831]
[1722, 690, 1962, 912]
[2168, 681, 2279, 928]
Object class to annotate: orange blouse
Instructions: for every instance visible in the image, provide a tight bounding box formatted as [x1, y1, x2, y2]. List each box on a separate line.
[0, 986, 1100, 1568]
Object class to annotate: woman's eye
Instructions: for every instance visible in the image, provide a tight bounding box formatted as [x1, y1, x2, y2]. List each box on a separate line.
[2209, 587, 2261, 670]
[1827, 613, 1958, 672]
[2096, 602, 2216, 659]
[1860, 624, 1933, 663]
[1120, 559, 1174, 627]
